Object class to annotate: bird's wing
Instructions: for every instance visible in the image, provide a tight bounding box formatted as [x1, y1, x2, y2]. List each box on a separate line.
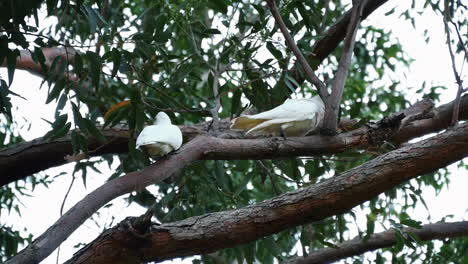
[246, 118, 299, 135]
[243, 99, 315, 121]
[230, 116, 268, 130]
[136, 125, 183, 150]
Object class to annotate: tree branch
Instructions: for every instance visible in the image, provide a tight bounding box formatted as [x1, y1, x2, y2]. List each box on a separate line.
[443, 1, 465, 126]
[8, 116, 468, 264]
[289, 0, 389, 87]
[322, 0, 366, 132]
[61, 123, 468, 263]
[2, 95, 468, 186]
[266, 0, 327, 98]
[1, 47, 77, 79]
[284, 221, 468, 264]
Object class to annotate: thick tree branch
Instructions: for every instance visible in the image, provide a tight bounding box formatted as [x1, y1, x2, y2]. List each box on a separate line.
[2, 95, 468, 186]
[266, 0, 327, 98]
[62, 123, 468, 263]
[322, 0, 366, 132]
[1, 47, 77, 79]
[285, 221, 468, 264]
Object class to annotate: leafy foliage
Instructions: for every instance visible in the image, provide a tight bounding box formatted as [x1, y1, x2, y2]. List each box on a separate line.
[0, 0, 466, 263]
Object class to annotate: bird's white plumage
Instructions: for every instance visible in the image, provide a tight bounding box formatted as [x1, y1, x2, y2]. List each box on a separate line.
[136, 112, 183, 158]
[230, 95, 325, 137]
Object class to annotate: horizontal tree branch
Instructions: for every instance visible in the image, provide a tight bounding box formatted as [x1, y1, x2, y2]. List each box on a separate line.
[285, 221, 468, 264]
[62, 122, 468, 263]
[1, 47, 77, 78]
[2, 94, 467, 186]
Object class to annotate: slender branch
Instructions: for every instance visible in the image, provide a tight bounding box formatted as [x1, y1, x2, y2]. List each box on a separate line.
[266, 0, 327, 98]
[450, 21, 468, 62]
[210, 61, 222, 133]
[443, 1, 465, 126]
[288, 0, 389, 91]
[284, 221, 468, 264]
[62, 123, 468, 263]
[322, 0, 366, 132]
[0, 48, 77, 79]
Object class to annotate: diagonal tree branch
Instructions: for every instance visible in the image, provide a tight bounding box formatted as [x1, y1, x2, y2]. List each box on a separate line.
[289, 0, 389, 87]
[284, 221, 468, 264]
[61, 123, 468, 264]
[443, 1, 465, 126]
[266, 0, 327, 98]
[2, 95, 468, 186]
[322, 0, 367, 132]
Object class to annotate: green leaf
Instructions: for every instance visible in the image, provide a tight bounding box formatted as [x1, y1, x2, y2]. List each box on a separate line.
[111, 48, 121, 78]
[234, 171, 254, 196]
[82, 5, 98, 34]
[204, 28, 221, 35]
[6, 49, 20, 85]
[400, 219, 422, 229]
[263, 236, 281, 257]
[46, 78, 66, 104]
[86, 51, 102, 88]
[82, 118, 106, 143]
[230, 89, 242, 117]
[71, 102, 85, 129]
[266, 41, 283, 61]
[209, 0, 230, 14]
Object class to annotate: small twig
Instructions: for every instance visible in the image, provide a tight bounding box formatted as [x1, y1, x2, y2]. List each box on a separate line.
[257, 161, 281, 195]
[56, 174, 76, 264]
[450, 21, 468, 62]
[266, 0, 327, 98]
[443, 0, 465, 126]
[135, 77, 195, 112]
[214, 70, 282, 99]
[256, 160, 299, 184]
[141, 101, 211, 115]
[210, 61, 222, 133]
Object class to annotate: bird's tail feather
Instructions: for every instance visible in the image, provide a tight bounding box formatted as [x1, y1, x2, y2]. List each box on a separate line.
[230, 117, 268, 130]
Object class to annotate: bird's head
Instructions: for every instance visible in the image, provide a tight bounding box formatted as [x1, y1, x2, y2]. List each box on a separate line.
[154, 112, 172, 125]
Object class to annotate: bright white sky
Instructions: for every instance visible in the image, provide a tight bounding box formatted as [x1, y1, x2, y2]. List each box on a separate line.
[1, 1, 467, 263]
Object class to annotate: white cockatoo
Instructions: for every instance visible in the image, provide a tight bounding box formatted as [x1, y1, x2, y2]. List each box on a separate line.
[136, 112, 183, 158]
[230, 95, 325, 137]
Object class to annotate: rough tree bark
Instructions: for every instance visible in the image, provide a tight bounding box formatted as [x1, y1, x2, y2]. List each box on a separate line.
[2, 94, 467, 186]
[60, 123, 468, 264]
[285, 221, 468, 264]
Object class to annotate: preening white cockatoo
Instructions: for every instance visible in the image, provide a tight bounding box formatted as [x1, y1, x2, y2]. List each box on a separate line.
[136, 112, 183, 158]
[230, 95, 325, 137]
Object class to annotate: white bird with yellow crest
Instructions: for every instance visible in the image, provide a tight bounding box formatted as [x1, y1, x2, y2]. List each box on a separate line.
[230, 95, 325, 137]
